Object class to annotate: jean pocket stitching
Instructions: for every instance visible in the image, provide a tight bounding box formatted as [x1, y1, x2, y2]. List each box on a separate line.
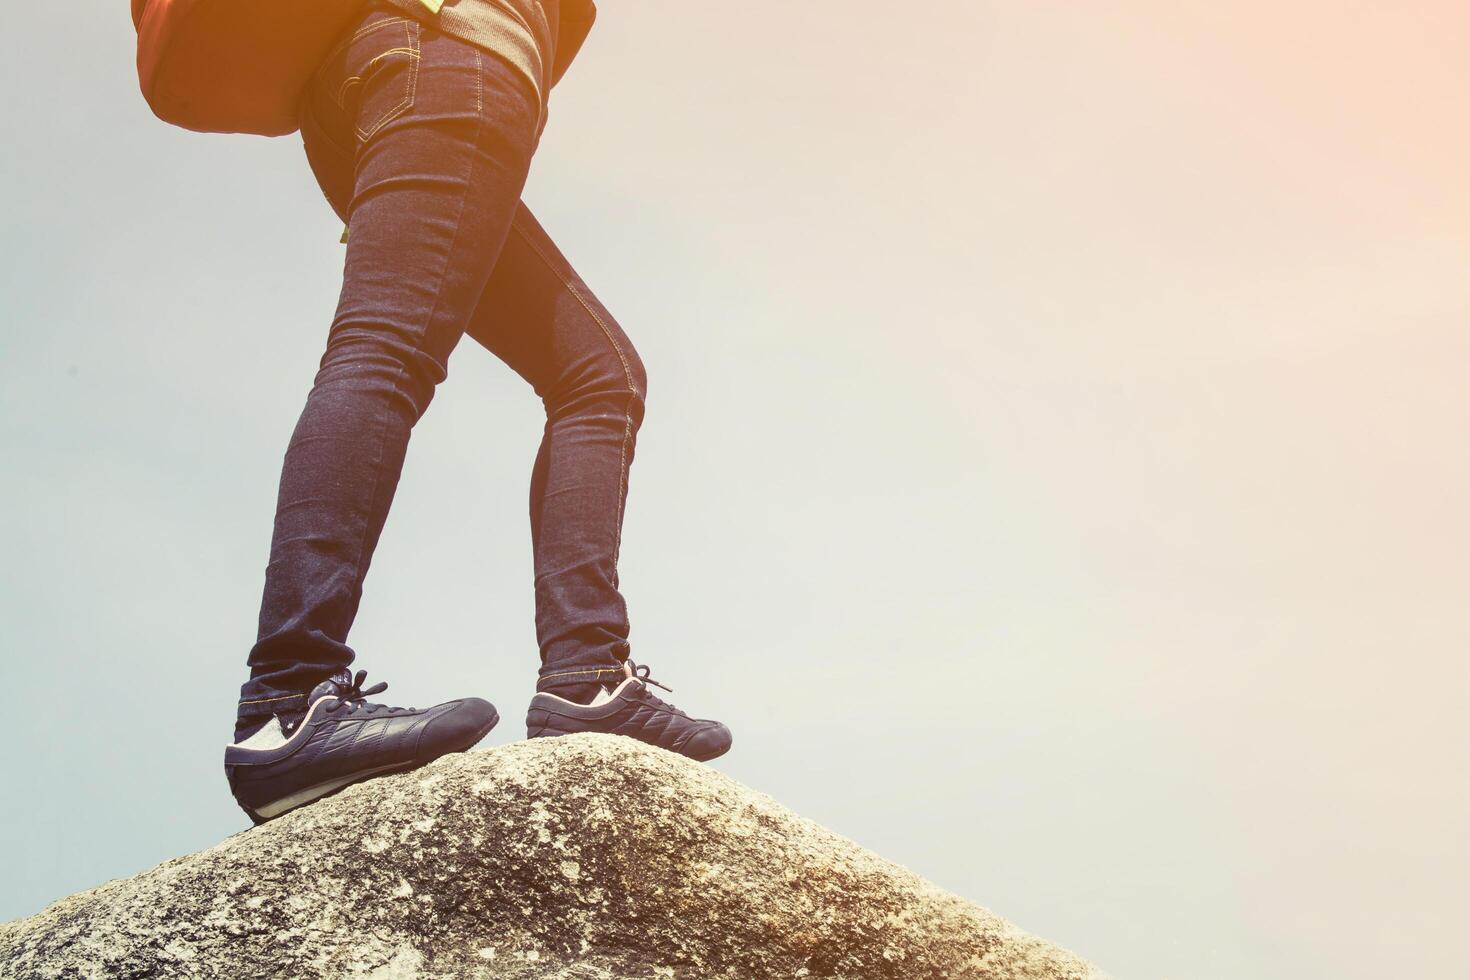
[355, 21, 421, 143]
[319, 12, 417, 71]
[334, 74, 362, 111]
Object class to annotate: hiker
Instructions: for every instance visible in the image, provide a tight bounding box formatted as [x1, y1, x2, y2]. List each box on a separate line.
[133, 0, 730, 822]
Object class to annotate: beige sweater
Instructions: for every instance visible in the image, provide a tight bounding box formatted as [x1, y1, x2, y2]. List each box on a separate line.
[379, 0, 597, 135]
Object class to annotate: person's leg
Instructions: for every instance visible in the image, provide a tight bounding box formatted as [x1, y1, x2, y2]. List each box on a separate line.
[463, 205, 647, 704]
[463, 206, 731, 761]
[234, 9, 543, 740]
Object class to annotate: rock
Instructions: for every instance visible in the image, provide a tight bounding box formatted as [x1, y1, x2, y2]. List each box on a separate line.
[0, 734, 1106, 979]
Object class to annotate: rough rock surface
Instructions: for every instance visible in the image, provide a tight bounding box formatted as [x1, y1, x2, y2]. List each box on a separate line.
[1, 734, 1106, 979]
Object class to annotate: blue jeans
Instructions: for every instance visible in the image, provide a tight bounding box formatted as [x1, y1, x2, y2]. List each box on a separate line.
[236, 5, 645, 738]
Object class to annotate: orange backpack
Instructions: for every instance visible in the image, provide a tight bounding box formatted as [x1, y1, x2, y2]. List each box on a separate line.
[131, 0, 373, 136]
[132, 0, 599, 138]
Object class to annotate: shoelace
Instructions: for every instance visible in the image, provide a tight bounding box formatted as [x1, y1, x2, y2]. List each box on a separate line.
[624, 660, 689, 716]
[326, 669, 400, 716]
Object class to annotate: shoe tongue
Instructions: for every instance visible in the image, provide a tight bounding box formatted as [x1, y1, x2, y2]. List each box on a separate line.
[308, 669, 354, 704]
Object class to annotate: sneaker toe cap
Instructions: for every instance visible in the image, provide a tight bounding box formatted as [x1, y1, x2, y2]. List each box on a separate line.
[685, 722, 732, 761]
[420, 697, 499, 757]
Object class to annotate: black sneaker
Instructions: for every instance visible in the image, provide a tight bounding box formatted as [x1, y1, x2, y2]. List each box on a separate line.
[224, 669, 497, 824]
[525, 661, 732, 762]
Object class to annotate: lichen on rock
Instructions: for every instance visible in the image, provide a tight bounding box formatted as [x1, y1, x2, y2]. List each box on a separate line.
[0, 734, 1107, 979]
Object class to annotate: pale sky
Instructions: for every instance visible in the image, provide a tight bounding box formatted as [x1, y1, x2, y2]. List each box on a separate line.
[2, 3, 1467, 978]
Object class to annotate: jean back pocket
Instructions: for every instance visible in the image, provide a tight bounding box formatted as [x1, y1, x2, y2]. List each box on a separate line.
[314, 11, 422, 146]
